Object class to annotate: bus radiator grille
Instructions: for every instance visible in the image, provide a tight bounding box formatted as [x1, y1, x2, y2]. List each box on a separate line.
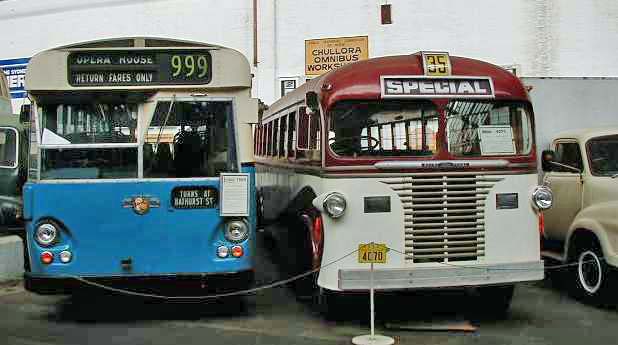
[381, 174, 503, 263]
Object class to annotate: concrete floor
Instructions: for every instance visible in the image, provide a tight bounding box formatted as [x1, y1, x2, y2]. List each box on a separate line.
[1, 232, 617, 345]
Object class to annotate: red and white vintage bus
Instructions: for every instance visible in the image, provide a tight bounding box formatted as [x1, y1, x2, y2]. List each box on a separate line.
[254, 52, 551, 316]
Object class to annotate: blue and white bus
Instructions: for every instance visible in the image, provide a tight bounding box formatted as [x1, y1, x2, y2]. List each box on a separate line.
[22, 37, 258, 295]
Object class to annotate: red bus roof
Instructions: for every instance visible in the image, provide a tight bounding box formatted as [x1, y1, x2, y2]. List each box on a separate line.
[319, 53, 529, 110]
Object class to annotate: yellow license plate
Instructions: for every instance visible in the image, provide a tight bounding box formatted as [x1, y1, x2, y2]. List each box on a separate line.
[358, 243, 388, 264]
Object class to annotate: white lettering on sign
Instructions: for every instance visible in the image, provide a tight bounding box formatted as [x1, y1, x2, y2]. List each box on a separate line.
[74, 55, 154, 65]
[382, 76, 495, 99]
[74, 73, 105, 84]
[8, 75, 25, 89]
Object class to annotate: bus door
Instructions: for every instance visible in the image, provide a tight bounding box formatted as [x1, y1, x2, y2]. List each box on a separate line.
[135, 98, 246, 274]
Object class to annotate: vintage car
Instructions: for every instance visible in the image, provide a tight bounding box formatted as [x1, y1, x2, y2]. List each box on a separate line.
[541, 127, 618, 304]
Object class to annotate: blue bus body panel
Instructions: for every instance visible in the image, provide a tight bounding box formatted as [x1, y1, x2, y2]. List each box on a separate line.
[25, 166, 256, 277]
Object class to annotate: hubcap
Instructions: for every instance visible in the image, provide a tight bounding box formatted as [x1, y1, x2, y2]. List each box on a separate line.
[578, 250, 602, 294]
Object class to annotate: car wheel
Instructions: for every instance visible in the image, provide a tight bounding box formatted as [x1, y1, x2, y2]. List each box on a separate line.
[570, 243, 614, 305]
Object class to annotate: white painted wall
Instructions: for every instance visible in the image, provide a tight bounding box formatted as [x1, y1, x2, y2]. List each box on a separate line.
[1, 0, 618, 107]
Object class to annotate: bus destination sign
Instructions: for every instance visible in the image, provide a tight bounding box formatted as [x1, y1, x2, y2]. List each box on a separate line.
[381, 76, 494, 99]
[68, 50, 212, 87]
[172, 186, 218, 209]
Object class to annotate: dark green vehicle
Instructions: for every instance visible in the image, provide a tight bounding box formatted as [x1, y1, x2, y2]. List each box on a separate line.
[0, 70, 28, 231]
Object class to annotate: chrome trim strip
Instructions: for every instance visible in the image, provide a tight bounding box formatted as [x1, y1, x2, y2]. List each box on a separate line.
[37, 177, 220, 184]
[40, 143, 139, 149]
[338, 261, 544, 290]
[374, 160, 510, 170]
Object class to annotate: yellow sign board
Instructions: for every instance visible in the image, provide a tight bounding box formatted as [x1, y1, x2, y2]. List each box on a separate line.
[305, 36, 369, 76]
[421, 51, 451, 76]
[358, 243, 388, 264]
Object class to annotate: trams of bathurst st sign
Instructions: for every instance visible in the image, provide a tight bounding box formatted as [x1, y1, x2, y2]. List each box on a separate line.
[380, 76, 495, 99]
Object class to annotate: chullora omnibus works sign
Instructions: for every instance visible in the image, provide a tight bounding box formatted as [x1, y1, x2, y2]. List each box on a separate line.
[305, 36, 369, 76]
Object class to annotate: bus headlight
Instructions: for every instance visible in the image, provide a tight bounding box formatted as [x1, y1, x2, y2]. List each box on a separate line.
[224, 220, 249, 243]
[323, 192, 347, 218]
[35, 223, 58, 247]
[532, 186, 553, 210]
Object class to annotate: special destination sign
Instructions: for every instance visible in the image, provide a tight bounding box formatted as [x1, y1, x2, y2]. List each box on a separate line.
[381, 76, 494, 99]
[68, 50, 212, 87]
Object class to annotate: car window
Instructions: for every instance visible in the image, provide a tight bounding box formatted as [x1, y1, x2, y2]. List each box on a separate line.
[554, 141, 583, 173]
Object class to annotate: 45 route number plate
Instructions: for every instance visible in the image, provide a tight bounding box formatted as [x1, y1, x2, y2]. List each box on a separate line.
[358, 243, 388, 264]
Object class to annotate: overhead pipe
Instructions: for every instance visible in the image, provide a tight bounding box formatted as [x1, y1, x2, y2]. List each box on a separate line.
[253, 0, 258, 67]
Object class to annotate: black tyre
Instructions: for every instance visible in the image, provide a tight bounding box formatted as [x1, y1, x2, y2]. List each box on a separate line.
[314, 287, 345, 320]
[256, 190, 265, 228]
[569, 241, 614, 306]
[475, 285, 515, 319]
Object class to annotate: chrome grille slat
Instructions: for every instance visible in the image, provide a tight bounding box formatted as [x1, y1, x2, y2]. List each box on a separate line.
[406, 234, 484, 240]
[409, 240, 485, 247]
[382, 174, 501, 263]
[405, 227, 484, 235]
[406, 208, 484, 215]
[405, 222, 485, 229]
[403, 202, 485, 209]
[407, 252, 486, 259]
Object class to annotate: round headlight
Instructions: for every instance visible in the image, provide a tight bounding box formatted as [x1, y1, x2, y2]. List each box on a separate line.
[35, 223, 58, 247]
[532, 186, 553, 210]
[224, 220, 249, 243]
[323, 192, 347, 218]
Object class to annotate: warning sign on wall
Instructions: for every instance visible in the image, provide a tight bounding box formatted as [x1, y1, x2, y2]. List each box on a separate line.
[305, 36, 369, 76]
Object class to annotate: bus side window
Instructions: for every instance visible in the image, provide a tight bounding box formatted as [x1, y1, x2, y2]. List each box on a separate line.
[287, 111, 296, 158]
[309, 112, 321, 162]
[296, 107, 310, 159]
[260, 124, 268, 156]
[253, 125, 259, 156]
[267, 122, 273, 156]
[258, 124, 264, 156]
[272, 118, 279, 157]
[279, 115, 287, 158]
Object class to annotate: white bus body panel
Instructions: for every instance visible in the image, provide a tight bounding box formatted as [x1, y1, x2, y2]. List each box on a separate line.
[258, 166, 543, 291]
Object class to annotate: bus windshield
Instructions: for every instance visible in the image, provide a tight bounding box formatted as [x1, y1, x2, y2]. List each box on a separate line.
[328, 100, 439, 157]
[38, 100, 237, 179]
[446, 101, 533, 157]
[40, 103, 138, 179]
[40, 103, 138, 144]
[143, 100, 237, 178]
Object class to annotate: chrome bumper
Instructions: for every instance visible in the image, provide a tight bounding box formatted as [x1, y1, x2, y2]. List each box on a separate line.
[338, 261, 544, 290]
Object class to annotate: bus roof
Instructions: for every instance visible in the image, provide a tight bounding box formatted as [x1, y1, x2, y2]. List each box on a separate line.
[26, 37, 252, 93]
[264, 53, 528, 119]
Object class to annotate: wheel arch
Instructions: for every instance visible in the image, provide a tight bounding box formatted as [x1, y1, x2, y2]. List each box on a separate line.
[566, 226, 607, 262]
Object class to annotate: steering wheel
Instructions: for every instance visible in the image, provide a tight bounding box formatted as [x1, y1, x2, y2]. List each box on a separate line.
[329, 135, 380, 155]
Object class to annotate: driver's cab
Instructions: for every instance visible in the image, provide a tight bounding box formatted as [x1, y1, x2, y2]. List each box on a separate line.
[541, 128, 618, 241]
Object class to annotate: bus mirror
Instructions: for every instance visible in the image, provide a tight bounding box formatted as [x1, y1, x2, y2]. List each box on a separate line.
[19, 104, 31, 124]
[306, 91, 319, 114]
